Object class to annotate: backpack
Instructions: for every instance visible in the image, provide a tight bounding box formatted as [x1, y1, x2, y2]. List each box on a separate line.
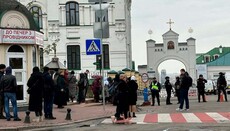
[188, 76, 193, 87]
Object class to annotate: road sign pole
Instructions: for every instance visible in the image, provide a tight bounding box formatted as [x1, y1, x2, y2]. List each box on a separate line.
[99, 0, 105, 111]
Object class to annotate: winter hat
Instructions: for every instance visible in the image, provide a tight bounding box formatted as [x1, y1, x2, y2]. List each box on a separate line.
[5, 66, 12, 75]
[0, 64, 6, 70]
[131, 76, 136, 81]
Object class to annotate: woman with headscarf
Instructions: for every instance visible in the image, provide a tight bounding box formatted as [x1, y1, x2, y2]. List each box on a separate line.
[27, 67, 44, 122]
[91, 76, 101, 102]
[68, 71, 77, 102]
[77, 73, 86, 104]
[54, 70, 67, 108]
[127, 76, 138, 117]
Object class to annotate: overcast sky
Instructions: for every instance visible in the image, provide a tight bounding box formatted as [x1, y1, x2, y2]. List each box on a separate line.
[131, 0, 230, 73]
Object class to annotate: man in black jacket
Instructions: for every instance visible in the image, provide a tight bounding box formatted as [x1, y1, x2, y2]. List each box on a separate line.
[176, 69, 192, 111]
[217, 72, 228, 102]
[197, 74, 207, 102]
[43, 67, 56, 119]
[165, 76, 172, 105]
[0, 66, 21, 121]
[0, 64, 6, 119]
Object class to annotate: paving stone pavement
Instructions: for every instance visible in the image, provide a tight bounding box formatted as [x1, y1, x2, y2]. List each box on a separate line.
[0, 102, 116, 130]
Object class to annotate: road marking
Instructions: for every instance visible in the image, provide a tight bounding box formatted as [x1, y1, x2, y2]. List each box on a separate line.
[182, 113, 202, 123]
[158, 113, 172, 123]
[102, 112, 230, 124]
[144, 114, 158, 123]
[132, 114, 147, 124]
[170, 113, 187, 123]
[194, 113, 216, 123]
[206, 112, 230, 123]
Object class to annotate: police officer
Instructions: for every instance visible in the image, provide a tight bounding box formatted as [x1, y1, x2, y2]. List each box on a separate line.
[217, 72, 228, 102]
[165, 76, 172, 105]
[149, 77, 161, 106]
[197, 74, 207, 102]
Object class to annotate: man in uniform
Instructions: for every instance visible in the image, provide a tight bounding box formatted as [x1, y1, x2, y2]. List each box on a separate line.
[197, 74, 207, 102]
[149, 77, 161, 106]
[165, 76, 173, 105]
[217, 72, 228, 102]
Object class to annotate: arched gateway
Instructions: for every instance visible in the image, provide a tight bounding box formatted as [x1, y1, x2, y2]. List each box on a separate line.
[146, 29, 196, 80]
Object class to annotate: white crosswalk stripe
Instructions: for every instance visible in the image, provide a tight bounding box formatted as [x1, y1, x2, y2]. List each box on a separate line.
[158, 113, 172, 123]
[206, 112, 230, 123]
[182, 113, 202, 123]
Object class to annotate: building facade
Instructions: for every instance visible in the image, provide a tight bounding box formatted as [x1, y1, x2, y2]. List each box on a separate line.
[0, 0, 43, 102]
[19, 0, 133, 75]
[196, 46, 230, 83]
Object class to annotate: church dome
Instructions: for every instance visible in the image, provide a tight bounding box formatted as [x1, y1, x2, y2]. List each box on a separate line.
[0, 0, 39, 31]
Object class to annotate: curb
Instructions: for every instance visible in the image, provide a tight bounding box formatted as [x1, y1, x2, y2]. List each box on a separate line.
[1, 114, 112, 131]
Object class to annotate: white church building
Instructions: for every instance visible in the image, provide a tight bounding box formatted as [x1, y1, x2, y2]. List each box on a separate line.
[19, 0, 133, 74]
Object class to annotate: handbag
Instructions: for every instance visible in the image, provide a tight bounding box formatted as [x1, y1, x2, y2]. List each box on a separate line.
[27, 79, 39, 94]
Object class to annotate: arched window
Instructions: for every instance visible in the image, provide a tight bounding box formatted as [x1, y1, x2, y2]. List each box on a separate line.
[8, 45, 24, 52]
[30, 6, 43, 29]
[167, 41, 174, 49]
[66, 2, 80, 26]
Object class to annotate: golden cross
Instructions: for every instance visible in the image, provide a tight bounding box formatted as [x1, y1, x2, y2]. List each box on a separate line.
[167, 19, 174, 30]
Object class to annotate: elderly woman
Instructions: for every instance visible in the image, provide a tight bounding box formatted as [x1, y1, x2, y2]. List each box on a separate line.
[54, 70, 67, 108]
[91, 76, 102, 102]
[68, 71, 77, 102]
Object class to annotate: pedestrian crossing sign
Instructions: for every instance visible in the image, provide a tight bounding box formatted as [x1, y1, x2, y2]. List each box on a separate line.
[86, 39, 101, 55]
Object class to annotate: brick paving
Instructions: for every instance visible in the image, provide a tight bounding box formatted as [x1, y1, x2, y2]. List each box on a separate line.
[0, 103, 116, 130]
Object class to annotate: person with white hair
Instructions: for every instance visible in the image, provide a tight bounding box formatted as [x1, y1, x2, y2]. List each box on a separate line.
[127, 76, 138, 117]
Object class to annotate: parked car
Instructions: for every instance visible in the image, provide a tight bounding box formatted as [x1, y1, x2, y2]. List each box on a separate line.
[205, 80, 217, 95]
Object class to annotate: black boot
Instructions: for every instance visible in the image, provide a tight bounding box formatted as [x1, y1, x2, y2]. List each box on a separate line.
[133, 112, 136, 117]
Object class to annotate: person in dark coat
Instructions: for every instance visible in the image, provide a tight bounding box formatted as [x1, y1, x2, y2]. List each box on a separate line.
[109, 74, 121, 105]
[165, 76, 173, 105]
[54, 70, 67, 108]
[174, 76, 180, 104]
[177, 69, 192, 111]
[197, 74, 207, 102]
[27, 67, 44, 122]
[114, 74, 129, 120]
[149, 77, 161, 106]
[43, 67, 56, 119]
[68, 71, 77, 102]
[0, 64, 6, 119]
[127, 76, 138, 117]
[217, 72, 228, 102]
[91, 76, 101, 102]
[77, 73, 85, 104]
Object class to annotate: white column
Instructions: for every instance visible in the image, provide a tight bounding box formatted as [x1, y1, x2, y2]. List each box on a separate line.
[108, 6, 113, 25]
[90, 6, 95, 25]
[61, 6, 66, 26]
[42, 15, 48, 40]
[80, 6, 84, 25]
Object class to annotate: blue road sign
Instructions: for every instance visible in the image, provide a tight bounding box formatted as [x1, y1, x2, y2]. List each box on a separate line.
[86, 39, 101, 55]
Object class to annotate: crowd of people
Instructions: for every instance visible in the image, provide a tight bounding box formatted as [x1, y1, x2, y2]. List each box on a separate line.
[0, 64, 90, 122]
[148, 68, 228, 112]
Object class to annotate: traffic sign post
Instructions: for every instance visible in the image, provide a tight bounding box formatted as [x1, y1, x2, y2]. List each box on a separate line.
[141, 73, 149, 83]
[86, 39, 101, 55]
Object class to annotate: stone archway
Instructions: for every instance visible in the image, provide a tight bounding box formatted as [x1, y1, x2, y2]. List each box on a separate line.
[146, 30, 196, 81]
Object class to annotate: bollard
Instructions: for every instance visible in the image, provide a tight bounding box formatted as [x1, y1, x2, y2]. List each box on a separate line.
[24, 110, 30, 123]
[65, 108, 72, 120]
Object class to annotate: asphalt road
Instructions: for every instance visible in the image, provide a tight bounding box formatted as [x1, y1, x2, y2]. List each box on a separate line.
[25, 94, 230, 131]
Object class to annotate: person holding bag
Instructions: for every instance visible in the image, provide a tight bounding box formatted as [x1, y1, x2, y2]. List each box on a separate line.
[27, 67, 44, 122]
